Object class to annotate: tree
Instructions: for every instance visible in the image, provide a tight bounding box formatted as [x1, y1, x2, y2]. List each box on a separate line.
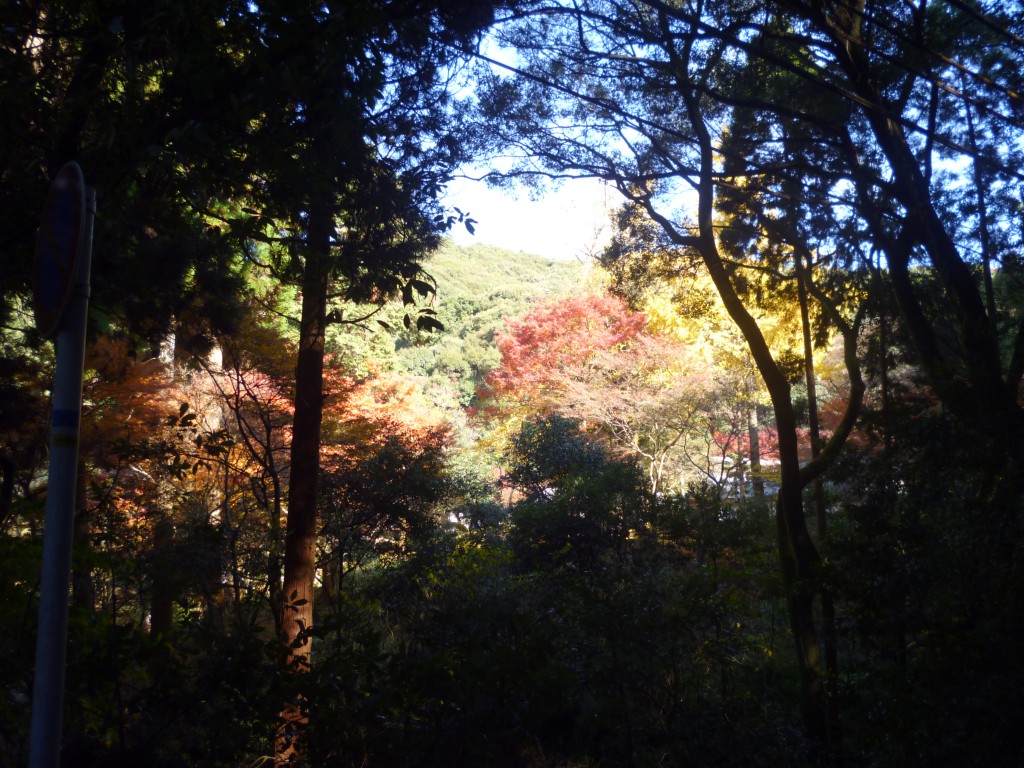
[486, 292, 648, 408]
[469, 0, 892, 745]
[229, 4, 515, 761]
[472, 0, 1024, 750]
[554, 333, 712, 494]
[0, 0, 261, 347]
[486, 290, 735, 493]
[318, 360, 454, 591]
[198, 324, 297, 619]
[1, 2, 507, 761]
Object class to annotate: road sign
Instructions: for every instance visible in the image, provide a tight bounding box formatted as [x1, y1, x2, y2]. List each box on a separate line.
[33, 162, 86, 338]
[28, 167, 94, 768]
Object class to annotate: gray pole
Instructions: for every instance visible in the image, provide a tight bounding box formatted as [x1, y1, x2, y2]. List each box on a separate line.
[28, 188, 94, 768]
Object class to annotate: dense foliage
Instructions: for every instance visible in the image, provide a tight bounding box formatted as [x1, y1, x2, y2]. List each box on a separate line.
[2, 1, 1023, 766]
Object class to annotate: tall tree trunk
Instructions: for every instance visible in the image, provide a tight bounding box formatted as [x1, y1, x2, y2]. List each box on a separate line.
[963, 76, 998, 323]
[797, 254, 840, 744]
[648, 17, 876, 746]
[774, 409, 828, 745]
[150, 332, 178, 637]
[268, 466, 284, 628]
[646, 53, 830, 741]
[0, 454, 15, 531]
[276, 195, 331, 764]
[149, 515, 175, 636]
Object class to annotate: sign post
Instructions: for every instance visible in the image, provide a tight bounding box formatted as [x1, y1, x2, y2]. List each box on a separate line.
[28, 162, 94, 768]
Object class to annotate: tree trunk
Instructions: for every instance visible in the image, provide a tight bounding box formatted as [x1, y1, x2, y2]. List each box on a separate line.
[963, 76, 998, 323]
[797, 254, 840, 743]
[774, 409, 828, 745]
[149, 515, 175, 636]
[648, 60, 831, 743]
[699, 224, 829, 746]
[0, 454, 15, 531]
[276, 194, 331, 764]
[150, 332, 178, 637]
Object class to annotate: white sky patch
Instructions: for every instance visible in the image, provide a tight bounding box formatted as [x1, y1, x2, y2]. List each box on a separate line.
[442, 175, 615, 261]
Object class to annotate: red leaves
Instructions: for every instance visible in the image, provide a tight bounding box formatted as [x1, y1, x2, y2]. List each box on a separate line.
[486, 293, 648, 404]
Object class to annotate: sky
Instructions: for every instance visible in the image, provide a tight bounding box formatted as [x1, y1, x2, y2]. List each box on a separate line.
[442, 174, 616, 261]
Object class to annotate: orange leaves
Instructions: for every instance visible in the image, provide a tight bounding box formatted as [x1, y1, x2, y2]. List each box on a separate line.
[325, 363, 445, 435]
[81, 336, 176, 464]
[322, 361, 451, 472]
[73, 330, 454, 534]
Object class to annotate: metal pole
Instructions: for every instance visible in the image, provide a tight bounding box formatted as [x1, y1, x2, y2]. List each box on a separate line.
[28, 188, 94, 768]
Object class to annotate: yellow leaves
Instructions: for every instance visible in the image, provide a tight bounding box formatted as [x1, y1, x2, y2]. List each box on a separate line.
[643, 292, 695, 340]
[611, 247, 838, 397]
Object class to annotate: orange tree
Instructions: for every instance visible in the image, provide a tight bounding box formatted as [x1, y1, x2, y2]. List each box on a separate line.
[483, 293, 688, 491]
[318, 361, 455, 593]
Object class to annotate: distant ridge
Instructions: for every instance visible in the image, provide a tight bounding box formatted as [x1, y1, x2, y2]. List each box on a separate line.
[426, 239, 587, 299]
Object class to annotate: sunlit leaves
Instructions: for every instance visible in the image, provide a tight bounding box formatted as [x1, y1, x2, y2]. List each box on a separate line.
[486, 292, 647, 405]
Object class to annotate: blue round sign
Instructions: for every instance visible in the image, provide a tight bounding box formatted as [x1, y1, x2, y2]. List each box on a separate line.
[33, 162, 86, 338]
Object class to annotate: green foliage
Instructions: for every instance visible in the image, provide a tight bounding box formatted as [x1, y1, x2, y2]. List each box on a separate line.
[56, 614, 280, 768]
[506, 422, 649, 569]
[0, 319, 51, 529]
[300, 482, 805, 768]
[0, 385, 809, 767]
[503, 415, 609, 500]
[828, 408, 1024, 768]
[0, 0, 256, 347]
[5, 1, 1024, 765]
[391, 241, 585, 405]
[319, 433, 453, 580]
[0, 533, 41, 767]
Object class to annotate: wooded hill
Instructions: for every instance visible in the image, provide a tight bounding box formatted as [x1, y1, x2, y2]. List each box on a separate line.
[391, 240, 587, 407]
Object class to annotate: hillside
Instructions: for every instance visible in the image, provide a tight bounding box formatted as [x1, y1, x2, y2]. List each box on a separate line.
[392, 239, 590, 406]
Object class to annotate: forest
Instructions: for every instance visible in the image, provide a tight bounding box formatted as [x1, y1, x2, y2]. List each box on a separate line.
[1, 1, 1022, 766]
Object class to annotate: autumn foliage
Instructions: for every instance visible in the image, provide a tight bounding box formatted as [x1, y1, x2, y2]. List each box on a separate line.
[483, 291, 767, 493]
[485, 293, 648, 407]
[323, 360, 450, 466]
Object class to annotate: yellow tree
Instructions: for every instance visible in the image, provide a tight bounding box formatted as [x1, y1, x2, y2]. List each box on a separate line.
[600, 183, 866, 741]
